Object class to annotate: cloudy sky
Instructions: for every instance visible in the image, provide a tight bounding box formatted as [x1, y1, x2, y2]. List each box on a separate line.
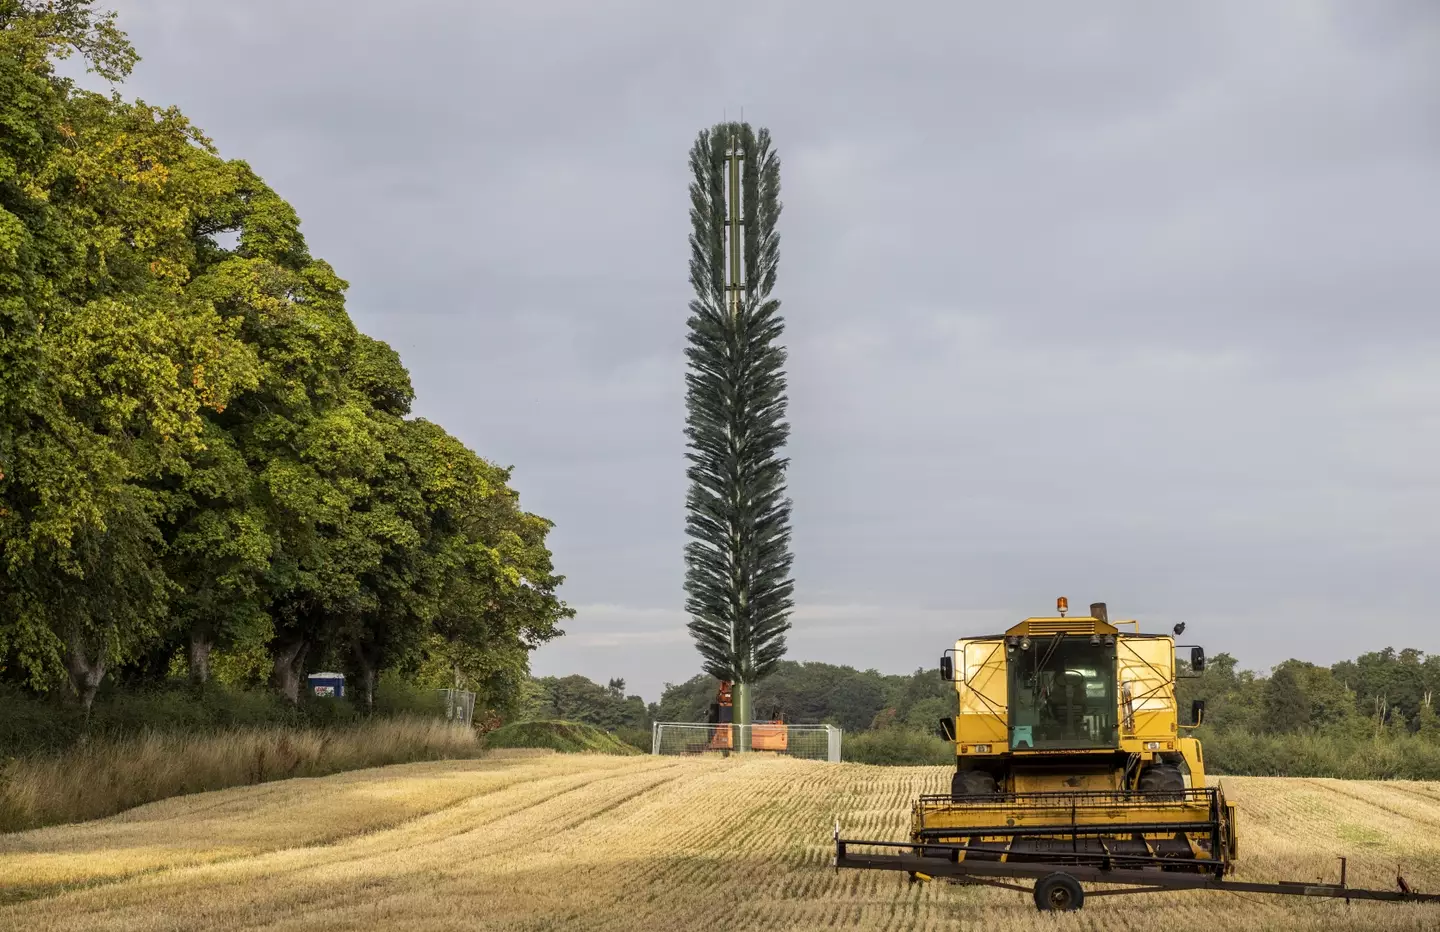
[94, 1, 1439, 700]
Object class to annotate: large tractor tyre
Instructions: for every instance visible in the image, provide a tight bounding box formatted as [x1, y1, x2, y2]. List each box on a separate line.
[951, 769, 997, 799]
[1138, 763, 1186, 799]
[1033, 872, 1085, 911]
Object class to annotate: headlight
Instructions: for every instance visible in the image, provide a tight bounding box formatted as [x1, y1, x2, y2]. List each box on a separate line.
[974, 744, 991, 754]
[1145, 741, 1161, 750]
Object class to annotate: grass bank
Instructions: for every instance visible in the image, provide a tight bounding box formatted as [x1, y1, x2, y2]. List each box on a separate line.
[0, 716, 482, 833]
[484, 720, 643, 755]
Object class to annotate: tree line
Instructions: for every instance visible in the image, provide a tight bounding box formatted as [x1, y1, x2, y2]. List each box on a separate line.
[531, 647, 1440, 774]
[0, 2, 570, 715]
[1176, 647, 1440, 740]
[521, 661, 951, 749]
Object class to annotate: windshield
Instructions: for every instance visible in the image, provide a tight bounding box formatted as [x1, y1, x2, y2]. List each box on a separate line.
[1008, 635, 1117, 750]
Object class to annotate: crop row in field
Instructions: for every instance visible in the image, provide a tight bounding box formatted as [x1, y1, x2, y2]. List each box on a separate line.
[4, 752, 1440, 930]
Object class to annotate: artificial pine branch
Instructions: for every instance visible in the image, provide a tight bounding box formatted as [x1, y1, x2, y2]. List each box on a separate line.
[682, 122, 795, 685]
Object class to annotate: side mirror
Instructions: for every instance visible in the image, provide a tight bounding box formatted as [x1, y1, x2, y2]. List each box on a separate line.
[1191, 646, 1206, 672]
[1191, 699, 1206, 726]
[937, 717, 956, 741]
[940, 655, 954, 681]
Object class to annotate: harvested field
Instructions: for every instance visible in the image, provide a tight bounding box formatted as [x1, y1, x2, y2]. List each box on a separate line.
[3, 752, 1439, 931]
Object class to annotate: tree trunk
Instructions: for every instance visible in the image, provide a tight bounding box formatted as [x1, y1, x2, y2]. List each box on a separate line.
[64, 635, 108, 718]
[271, 639, 309, 705]
[353, 643, 378, 711]
[188, 628, 213, 687]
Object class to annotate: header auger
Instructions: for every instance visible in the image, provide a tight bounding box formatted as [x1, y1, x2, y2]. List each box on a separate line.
[831, 599, 1440, 911]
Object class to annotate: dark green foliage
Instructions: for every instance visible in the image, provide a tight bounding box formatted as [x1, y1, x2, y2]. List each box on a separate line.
[523, 675, 649, 732]
[1333, 647, 1440, 731]
[843, 729, 954, 766]
[651, 661, 950, 735]
[682, 122, 794, 685]
[613, 726, 652, 752]
[1200, 729, 1440, 779]
[482, 720, 642, 756]
[1263, 665, 1311, 735]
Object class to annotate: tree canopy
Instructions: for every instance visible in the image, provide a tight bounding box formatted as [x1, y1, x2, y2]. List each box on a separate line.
[0, 1, 571, 714]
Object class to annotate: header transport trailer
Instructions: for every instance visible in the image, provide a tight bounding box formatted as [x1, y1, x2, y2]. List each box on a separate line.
[830, 599, 1440, 912]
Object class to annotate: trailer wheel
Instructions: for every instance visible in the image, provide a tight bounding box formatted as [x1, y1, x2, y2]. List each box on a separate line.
[1033, 872, 1084, 912]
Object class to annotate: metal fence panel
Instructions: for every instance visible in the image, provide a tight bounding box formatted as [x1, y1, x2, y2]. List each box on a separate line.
[651, 722, 841, 762]
[435, 688, 475, 726]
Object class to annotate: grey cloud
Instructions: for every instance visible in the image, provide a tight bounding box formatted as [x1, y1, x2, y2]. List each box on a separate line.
[94, 0, 1440, 700]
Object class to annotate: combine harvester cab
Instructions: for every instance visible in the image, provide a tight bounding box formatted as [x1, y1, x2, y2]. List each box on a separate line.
[833, 599, 1439, 911]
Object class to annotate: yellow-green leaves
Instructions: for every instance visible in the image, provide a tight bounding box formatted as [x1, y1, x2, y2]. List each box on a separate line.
[1, 2, 571, 709]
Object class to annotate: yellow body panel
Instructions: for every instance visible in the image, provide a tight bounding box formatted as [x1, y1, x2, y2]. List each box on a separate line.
[1117, 636, 1176, 741]
[955, 639, 1008, 745]
[1177, 735, 1206, 785]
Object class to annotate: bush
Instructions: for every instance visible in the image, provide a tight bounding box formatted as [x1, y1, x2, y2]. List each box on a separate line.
[614, 725, 652, 752]
[843, 728, 953, 765]
[0, 716, 481, 833]
[1202, 728, 1440, 780]
[483, 720, 642, 755]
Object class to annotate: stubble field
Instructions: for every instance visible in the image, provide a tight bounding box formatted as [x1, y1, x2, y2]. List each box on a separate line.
[3, 750, 1440, 931]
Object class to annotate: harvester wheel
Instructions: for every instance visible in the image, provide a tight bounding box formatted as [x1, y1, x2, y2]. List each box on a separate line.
[1032, 872, 1084, 912]
[1138, 763, 1185, 799]
[950, 769, 996, 799]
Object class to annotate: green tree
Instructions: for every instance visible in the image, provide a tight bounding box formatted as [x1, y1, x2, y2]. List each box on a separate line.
[1263, 664, 1310, 735]
[1418, 694, 1440, 742]
[0, 7, 258, 706]
[651, 661, 916, 736]
[681, 122, 794, 742]
[1333, 647, 1431, 731]
[524, 674, 648, 731]
[402, 420, 571, 717]
[1176, 651, 1265, 732]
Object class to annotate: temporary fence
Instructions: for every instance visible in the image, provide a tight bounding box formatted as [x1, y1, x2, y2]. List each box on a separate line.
[651, 722, 841, 762]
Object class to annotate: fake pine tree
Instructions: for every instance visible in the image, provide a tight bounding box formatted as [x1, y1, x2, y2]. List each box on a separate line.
[682, 122, 795, 749]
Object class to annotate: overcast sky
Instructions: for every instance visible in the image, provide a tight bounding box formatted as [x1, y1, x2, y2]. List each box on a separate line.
[95, 1, 1440, 700]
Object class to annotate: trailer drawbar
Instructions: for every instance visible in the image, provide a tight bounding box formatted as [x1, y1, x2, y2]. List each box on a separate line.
[831, 824, 1440, 913]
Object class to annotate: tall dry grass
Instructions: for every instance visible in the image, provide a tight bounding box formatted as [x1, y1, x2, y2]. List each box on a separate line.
[0, 715, 481, 832]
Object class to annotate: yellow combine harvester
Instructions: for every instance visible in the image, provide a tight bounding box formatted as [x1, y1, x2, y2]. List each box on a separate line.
[922, 598, 1233, 870]
[832, 599, 1440, 911]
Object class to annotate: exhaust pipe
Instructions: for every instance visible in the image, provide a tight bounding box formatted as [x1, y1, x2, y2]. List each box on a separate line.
[1090, 602, 1108, 623]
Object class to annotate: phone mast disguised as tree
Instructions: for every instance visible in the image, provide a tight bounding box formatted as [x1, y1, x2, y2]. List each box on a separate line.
[682, 122, 795, 751]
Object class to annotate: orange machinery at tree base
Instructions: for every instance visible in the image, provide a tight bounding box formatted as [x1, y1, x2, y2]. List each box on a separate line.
[706, 680, 789, 751]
